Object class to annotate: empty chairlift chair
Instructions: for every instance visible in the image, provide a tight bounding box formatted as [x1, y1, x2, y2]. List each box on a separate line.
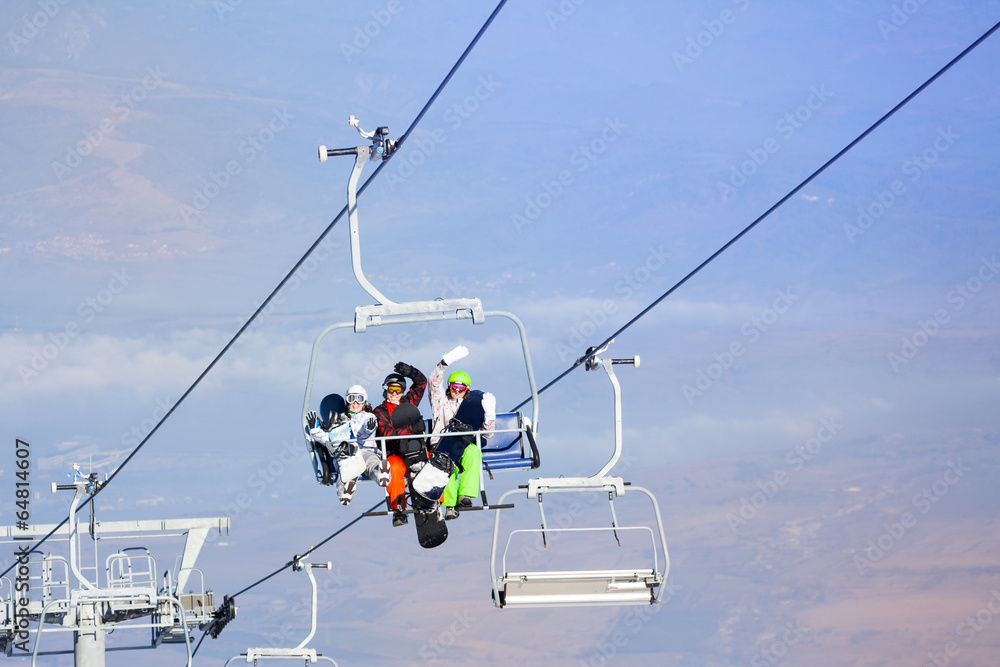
[490, 342, 670, 608]
[225, 560, 338, 666]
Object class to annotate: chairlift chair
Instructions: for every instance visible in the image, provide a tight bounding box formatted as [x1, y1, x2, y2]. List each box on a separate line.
[301, 117, 541, 505]
[224, 560, 338, 666]
[490, 342, 670, 608]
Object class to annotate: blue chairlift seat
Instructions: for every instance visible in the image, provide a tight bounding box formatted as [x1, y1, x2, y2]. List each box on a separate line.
[455, 412, 540, 472]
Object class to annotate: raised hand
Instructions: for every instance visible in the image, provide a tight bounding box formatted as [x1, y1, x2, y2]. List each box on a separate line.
[394, 361, 418, 378]
[482, 392, 497, 422]
[441, 345, 469, 366]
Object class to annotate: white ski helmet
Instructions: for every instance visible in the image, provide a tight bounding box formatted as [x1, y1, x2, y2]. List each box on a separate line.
[345, 384, 368, 404]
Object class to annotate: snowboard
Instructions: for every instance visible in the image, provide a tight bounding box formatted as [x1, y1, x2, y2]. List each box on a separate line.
[388, 402, 448, 548]
[412, 494, 448, 548]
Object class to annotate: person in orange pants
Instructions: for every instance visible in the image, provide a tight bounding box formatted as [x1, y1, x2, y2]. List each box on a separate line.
[372, 362, 427, 526]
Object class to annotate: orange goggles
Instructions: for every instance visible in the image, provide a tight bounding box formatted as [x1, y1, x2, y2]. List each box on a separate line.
[386, 386, 404, 394]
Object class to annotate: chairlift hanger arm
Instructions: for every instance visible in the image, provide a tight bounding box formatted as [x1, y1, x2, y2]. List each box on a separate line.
[582, 341, 639, 478]
[318, 116, 399, 308]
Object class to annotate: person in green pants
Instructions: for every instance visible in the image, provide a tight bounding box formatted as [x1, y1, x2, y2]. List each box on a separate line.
[428, 346, 496, 520]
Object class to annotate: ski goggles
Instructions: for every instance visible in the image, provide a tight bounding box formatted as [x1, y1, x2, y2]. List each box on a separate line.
[346, 393, 366, 404]
[385, 385, 404, 394]
[449, 382, 469, 391]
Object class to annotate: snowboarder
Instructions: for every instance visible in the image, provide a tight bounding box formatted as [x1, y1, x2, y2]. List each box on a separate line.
[423, 345, 496, 519]
[372, 362, 427, 526]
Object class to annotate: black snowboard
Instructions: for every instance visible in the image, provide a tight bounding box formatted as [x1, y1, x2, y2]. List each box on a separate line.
[390, 403, 448, 548]
[412, 496, 448, 548]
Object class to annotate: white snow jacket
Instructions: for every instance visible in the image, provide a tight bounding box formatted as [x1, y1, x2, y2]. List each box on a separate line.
[310, 410, 377, 452]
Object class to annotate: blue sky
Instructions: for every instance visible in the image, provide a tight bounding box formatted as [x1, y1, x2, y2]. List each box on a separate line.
[2, 1, 1000, 665]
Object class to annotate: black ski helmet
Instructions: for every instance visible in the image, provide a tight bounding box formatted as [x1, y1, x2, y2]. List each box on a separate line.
[319, 393, 348, 426]
[383, 373, 406, 390]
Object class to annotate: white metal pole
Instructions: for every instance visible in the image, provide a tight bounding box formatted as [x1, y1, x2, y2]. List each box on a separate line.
[73, 602, 105, 667]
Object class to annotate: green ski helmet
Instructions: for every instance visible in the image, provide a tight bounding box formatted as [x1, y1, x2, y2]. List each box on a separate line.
[448, 370, 471, 387]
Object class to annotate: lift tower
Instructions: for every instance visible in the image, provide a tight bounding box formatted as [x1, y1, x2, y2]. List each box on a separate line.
[0, 467, 228, 666]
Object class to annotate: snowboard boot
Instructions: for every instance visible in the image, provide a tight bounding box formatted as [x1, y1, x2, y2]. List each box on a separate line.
[376, 458, 391, 487]
[339, 479, 356, 506]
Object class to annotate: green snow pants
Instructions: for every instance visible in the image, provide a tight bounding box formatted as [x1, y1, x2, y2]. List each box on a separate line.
[442, 444, 481, 507]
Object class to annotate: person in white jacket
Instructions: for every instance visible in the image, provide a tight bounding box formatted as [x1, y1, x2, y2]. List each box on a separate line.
[428, 346, 496, 519]
[307, 386, 389, 506]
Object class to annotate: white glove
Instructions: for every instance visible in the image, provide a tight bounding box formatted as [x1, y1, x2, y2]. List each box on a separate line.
[441, 345, 469, 366]
[309, 427, 330, 444]
[482, 392, 496, 423]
